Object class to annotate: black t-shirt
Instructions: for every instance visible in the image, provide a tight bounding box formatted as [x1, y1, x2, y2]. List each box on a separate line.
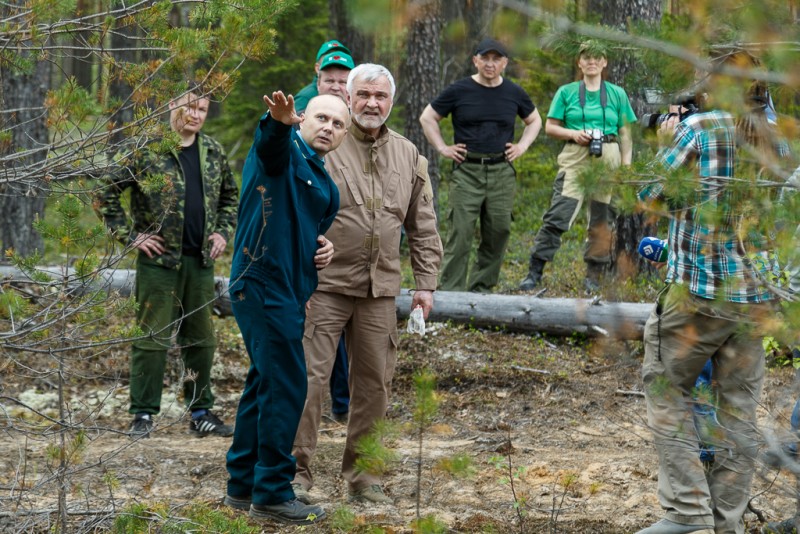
[430, 77, 536, 154]
[179, 137, 205, 256]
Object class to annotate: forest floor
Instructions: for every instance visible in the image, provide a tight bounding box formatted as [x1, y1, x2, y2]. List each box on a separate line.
[2, 314, 799, 533]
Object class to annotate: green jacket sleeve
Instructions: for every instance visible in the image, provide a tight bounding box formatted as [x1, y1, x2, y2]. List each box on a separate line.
[94, 144, 140, 245]
[211, 146, 239, 241]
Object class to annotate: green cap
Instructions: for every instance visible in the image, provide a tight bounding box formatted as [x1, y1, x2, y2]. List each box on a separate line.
[316, 40, 351, 61]
[578, 40, 609, 58]
[319, 51, 355, 71]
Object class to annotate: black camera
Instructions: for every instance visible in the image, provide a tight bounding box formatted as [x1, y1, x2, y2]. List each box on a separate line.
[639, 90, 700, 130]
[588, 128, 603, 157]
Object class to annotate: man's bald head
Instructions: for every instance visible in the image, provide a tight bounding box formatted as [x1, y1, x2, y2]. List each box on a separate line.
[299, 94, 350, 156]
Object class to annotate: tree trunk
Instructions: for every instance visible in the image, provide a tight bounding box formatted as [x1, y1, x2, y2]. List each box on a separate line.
[395, 290, 650, 339]
[0, 54, 49, 257]
[441, 0, 494, 83]
[587, 0, 662, 278]
[68, 0, 95, 91]
[402, 0, 444, 213]
[107, 5, 138, 145]
[328, 0, 373, 64]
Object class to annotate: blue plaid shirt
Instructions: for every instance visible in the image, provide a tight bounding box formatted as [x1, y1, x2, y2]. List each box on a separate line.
[639, 110, 775, 303]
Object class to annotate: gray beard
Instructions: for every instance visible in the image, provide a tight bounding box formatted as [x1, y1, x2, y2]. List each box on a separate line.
[354, 113, 387, 132]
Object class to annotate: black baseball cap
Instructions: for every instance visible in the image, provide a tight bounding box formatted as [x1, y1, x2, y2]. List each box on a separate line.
[474, 38, 509, 58]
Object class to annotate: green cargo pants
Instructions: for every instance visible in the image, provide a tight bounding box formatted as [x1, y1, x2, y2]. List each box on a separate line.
[439, 156, 516, 292]
[130, 254, 217, 415]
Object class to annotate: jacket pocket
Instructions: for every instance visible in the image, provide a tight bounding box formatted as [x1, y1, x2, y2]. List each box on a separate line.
[337, 166, 364, 208]
[382, 170, 410, 219]
[303, 320, 316, 340]
[295, 166, 324, 218]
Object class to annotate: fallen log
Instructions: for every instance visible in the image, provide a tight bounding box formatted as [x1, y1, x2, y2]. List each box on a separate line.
[394, 289, 651, 340]
[0, 266, 652, 340]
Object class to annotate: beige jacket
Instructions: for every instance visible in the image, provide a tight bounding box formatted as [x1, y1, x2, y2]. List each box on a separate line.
[318, 123, 442, 297]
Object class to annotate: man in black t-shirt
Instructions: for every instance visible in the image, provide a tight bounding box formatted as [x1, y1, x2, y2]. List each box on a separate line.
[420, 38, 541, 292]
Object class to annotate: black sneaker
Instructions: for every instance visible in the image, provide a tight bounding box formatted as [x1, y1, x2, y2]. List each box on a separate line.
[189, 410, 234, 437]
[249, 499, 326, 525]
[129, 414, 153, 439]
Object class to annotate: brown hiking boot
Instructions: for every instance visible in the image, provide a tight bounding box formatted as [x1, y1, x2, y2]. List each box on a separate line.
[291, 483, 312, 504]
[348, 484, 393, 504]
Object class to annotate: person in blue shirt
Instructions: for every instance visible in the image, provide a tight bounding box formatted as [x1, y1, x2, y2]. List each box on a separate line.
[223, 92, 349, 525]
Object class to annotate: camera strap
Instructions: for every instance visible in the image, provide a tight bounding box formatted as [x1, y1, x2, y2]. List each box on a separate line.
[579, 81, 607, 135]
[579, 81, 607, 109]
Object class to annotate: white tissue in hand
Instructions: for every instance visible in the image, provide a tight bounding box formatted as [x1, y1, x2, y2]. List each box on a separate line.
[406, 305, 425, 336]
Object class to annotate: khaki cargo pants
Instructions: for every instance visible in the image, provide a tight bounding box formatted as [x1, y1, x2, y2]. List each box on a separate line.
[642, 285, 769, 533]
[292, 291, 398, 492]
[528, 142, 620, 265]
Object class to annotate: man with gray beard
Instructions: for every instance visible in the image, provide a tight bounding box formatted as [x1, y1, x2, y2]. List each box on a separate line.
[291, 63, 443, 505]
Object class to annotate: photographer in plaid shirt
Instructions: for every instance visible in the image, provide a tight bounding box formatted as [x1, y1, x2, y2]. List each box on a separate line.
[635, 50, 783, 534]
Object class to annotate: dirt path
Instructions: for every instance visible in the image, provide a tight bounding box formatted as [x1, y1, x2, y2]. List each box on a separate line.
[1, 323, 798, 533]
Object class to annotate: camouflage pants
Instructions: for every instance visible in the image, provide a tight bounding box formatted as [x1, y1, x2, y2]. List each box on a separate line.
[528, 142, 619, 266]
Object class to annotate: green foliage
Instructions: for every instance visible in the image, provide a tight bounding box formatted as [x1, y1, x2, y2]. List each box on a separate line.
[34, 194, 105, 258]
[436, 452, 476, 479]
[161, 27, 212, 66]
[102, 470, 120, 492]
[113, 501, 259, 534]
[112, 502, 152, 533]
[413, 368, 439, 428]
[175, 503, 260, 534]
[45, 78, 102, 134]
[354, 419, 400, 477]
[329, 505, 358, 532]
[45, 430, 88, 466]
[203, 0, 327, 167]
[412, 514, 448, 534]
[30, 0, 77, 24]
[488, 452, 529, 527]
[0, 290, 31, 321]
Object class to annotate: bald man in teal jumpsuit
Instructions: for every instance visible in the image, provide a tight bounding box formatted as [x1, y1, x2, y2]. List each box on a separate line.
[224, 92, 349, 525]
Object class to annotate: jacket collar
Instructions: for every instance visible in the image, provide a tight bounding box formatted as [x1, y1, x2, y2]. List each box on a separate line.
[350, 121, 388, 146]
[293, 129, 326, 170]
[169, 131, 208, 161]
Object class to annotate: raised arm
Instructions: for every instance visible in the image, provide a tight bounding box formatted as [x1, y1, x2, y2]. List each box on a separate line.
[255, 91, 300, 175]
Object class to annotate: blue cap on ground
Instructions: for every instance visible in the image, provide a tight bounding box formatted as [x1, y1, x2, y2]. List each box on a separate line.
[638, 236, 668, 263]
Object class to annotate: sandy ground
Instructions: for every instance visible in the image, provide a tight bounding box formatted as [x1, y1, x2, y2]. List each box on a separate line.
[1, 322, 799, 533]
